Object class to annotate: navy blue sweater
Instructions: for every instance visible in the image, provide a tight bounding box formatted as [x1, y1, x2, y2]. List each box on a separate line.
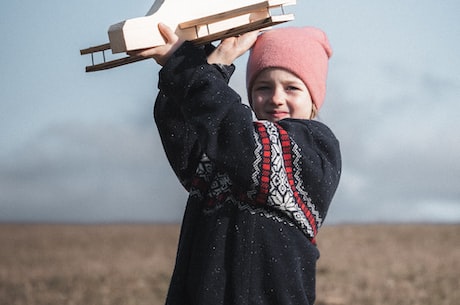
[154, 42, 341, 305]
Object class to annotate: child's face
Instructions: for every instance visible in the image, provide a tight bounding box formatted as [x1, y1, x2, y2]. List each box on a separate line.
[251, 68, 313, 122]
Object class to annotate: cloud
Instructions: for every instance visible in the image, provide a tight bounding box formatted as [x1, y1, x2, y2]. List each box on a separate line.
[0, 121, 188, 223]
[320, 58, 460, 223]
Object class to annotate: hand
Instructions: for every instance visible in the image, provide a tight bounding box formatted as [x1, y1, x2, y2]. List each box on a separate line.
[207, 30, 260, 65]
[127, 23, 183, 66]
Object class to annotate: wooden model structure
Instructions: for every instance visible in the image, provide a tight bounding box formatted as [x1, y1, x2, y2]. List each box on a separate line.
[80, 0, 296, 72]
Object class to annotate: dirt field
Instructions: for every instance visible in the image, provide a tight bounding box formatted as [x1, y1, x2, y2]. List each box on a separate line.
[0, 223, 458, 305]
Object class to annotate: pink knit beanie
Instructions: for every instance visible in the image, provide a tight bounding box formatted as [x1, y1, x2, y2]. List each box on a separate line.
[246, 26, 332, 109]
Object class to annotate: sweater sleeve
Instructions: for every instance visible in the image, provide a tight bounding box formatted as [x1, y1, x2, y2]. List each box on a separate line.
[154, 91, 201, 190]
[155, 42, 257, 189]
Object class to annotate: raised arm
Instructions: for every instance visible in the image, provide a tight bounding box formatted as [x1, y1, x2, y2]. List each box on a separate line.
[149, 25, 260, 189]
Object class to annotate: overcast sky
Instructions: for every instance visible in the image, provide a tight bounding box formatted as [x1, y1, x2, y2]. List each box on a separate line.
[1, 0, 459, 224]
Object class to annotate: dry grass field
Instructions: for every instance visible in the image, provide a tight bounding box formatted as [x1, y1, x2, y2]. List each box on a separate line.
[0, 223, 458, 305]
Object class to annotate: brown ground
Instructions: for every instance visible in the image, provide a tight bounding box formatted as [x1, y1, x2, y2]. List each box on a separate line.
[0, 223, 458, 305]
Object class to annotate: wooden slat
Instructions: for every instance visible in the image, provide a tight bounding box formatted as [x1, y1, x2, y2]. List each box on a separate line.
[179, 1, 270, 29]
[80, 43, 111, 55]
[85, 56, 147, 72]
[192, 14, 294, 45]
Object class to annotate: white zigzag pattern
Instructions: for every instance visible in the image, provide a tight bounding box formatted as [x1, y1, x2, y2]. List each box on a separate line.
[248, 129, 263, 199]
[290, 141, 323, 227]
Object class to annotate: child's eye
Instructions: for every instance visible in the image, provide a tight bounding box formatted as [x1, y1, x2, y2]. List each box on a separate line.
[254, 85, 271, 91]
[286, 86, 300, 91]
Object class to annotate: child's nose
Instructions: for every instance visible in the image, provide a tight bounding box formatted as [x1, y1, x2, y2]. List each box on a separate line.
[271, 88, 285, 105]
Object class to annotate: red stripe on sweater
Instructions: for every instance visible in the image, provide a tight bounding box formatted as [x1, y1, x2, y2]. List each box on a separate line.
[255, 123, 271, 205]
[275, 123, 318, 237]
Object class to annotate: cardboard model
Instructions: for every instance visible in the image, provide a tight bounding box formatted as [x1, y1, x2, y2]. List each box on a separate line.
[80, 0, 296, 72]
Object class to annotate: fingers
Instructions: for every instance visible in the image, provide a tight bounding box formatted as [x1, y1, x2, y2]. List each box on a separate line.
[126, 23, 183, 66]
[239, 29, 261, 45]
[158, 22, 180, 45]
[127, 47, 164, 60]
[207, 29, 261, 65]
[234, 30, 260, 52]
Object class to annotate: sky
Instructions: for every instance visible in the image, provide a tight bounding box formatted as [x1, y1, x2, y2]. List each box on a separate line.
[1, 0, 459, 224]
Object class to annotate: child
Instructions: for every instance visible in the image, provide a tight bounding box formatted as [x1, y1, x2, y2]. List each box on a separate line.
[133, 24, 341, 305]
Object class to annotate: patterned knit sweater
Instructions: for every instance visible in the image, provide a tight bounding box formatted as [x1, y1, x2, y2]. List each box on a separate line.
[154, 42, 341, 305]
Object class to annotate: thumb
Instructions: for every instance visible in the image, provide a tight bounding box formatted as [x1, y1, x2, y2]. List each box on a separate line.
[158, 23, 180, 44]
